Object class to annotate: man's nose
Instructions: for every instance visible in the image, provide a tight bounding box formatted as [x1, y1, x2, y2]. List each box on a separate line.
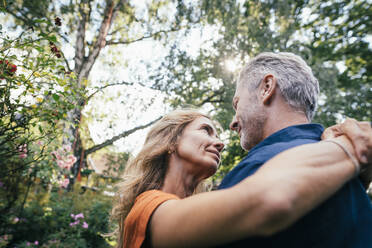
[230, 116, 238, 131]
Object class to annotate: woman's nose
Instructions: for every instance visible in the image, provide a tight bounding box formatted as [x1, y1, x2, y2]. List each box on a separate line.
[214, 139, 225, 152]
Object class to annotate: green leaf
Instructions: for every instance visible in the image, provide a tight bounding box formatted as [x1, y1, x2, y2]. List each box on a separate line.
[48, 35, 57, 43]
[35, 46, 44, 52]
[34, 19, 45, 23]
[52, 93, 60, 101]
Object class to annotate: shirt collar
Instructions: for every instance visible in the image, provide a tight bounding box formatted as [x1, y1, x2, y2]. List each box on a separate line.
[248, 123, 324, 155]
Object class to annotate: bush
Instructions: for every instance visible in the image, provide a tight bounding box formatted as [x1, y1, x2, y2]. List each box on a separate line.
[0, 16, 86, 245]
[5, 186, 114, 247]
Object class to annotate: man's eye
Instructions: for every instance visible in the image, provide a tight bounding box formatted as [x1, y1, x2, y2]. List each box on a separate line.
[233, 101, 237, 110]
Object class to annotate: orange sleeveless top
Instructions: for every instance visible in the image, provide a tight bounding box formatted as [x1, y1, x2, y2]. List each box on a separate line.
[123, 190, 180, 248]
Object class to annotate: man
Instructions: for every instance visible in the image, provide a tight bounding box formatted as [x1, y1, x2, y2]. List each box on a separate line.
[218, 52, 372, 247]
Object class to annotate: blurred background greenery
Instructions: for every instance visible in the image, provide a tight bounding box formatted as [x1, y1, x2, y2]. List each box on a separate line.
[0, 0, 371, 247]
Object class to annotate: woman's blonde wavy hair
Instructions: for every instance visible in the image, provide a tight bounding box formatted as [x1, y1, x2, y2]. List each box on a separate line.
[110, 109, 211, 247]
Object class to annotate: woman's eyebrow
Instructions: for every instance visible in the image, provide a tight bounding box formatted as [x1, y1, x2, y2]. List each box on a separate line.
[201, 123, 219, 138]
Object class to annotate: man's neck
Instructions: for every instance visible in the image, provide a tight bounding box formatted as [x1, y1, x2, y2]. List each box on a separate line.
[262, 110, 309, 140]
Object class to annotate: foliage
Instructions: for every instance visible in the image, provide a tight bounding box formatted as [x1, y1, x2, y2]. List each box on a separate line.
[0, 0, 371, 246]
[0, 16, 84, 237]
[3, 186, 113, 247]
[1, 0, 196, 189]
[151, 0, 317, 180]
[151, 0, 371, 181]
[306, 0, 371, 126]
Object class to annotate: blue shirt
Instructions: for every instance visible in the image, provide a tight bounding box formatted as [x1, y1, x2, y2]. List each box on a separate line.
[218, 124, 372, 248]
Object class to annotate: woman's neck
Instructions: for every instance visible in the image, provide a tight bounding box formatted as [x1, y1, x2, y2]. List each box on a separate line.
[161, 160, 201, 198]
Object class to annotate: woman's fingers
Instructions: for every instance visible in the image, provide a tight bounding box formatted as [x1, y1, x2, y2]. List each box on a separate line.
[339, 119, 372, 164]
[322, 124, 343, 140]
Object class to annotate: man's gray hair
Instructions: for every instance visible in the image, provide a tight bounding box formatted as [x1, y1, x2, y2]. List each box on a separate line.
[239, 52, 320, 121]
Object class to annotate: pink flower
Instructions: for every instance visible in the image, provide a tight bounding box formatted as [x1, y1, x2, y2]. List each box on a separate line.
[63, 161, 73, 170]
[82, 221, 88, 229]
[74, 213, 84, 219]
[19, 153, 27, 159]
[60, 178, 69, 188]
[14, 217, 19, 223]
[69, 220, 80, 226]
[18, 144, 27, 158]
[66, 154, 77, 164]
[18, 144, 27, 152]
[63, 144, 71, 152]
[57, 160, 65, 169]
[34, 241, 39, 245]
[56, 153, 62, 160]
[51, 151, 62, 160]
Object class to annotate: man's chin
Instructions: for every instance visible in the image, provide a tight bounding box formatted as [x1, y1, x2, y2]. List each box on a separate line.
[241, 138, 257, 151]
[241, 140, 250, 151]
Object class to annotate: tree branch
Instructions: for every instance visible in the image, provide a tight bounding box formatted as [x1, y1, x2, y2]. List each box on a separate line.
[85, 116, 162, 155]
[197, 89, 225, 106]
[86, 81, 135, 101]
[105, 27, 181, 46]
[6, 8, 35, 28]
[60, 49, 72, 72]
[78, 0, 127, 82]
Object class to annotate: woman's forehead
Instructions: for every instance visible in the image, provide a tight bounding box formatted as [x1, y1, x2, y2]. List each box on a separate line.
[188, 116, 216, 129]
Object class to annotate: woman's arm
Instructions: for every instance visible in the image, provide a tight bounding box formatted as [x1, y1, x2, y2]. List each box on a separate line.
[322, 119, 372, 188]
[149, 122, 372, 248]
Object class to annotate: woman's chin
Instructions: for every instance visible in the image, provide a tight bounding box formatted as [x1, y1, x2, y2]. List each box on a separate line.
[204, 164, 218, 179]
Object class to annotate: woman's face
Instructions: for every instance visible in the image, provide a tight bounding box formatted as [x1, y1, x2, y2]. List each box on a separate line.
[174, 116, 224, 179]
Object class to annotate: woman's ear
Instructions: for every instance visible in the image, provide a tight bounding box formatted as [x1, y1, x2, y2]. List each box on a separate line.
[259, 74, 277, 105]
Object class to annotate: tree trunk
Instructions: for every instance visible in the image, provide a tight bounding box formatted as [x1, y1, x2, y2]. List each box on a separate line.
[66, 0, 127, 189]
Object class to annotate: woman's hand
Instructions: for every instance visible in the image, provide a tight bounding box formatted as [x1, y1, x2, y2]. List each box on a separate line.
[322, 118, 372, 165]
[322, 118, 372, 189]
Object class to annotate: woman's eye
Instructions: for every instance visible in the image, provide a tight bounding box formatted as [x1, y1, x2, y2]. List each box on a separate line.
[202, 126, 213, 135]
[202, 126, 210, 133]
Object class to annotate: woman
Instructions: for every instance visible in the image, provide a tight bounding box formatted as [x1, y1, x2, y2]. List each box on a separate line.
[111, 109, 371, 248]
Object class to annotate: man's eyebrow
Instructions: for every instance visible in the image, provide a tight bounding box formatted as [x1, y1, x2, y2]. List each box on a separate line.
[232, 97, 238, 107]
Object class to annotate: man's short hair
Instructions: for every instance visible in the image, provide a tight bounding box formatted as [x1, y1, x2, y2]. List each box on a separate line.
[239, 52, 320, 121]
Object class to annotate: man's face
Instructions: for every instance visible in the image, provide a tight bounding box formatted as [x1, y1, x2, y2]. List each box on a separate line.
[230, 80, 267, 150]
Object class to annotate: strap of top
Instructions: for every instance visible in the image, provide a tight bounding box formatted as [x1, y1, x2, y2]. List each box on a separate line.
[123, 190, 179, 248]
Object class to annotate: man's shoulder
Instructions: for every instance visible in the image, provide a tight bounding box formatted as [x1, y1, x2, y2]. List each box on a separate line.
[219, 124, 323, 189]
[242, 135, 319, 166]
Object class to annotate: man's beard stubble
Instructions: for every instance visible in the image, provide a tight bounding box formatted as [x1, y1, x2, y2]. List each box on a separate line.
[240, 103, 267, 151]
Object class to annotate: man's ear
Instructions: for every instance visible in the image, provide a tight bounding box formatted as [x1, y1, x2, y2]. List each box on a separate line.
[259, 74, 277, 105]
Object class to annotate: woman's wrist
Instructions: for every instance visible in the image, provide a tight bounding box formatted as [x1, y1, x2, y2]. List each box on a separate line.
[322, 138, 360, 177]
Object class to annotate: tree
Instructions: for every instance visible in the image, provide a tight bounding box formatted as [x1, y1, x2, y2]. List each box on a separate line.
[305, 0, 371, 125]
[2, 0, 197, 187]
[151, 0, 316, 180]
[151, 0, 371, 180]
[3, 0, 370, 184]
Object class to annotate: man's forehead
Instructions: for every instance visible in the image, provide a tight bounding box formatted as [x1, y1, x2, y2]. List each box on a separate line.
[233, 80, 244, 98]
